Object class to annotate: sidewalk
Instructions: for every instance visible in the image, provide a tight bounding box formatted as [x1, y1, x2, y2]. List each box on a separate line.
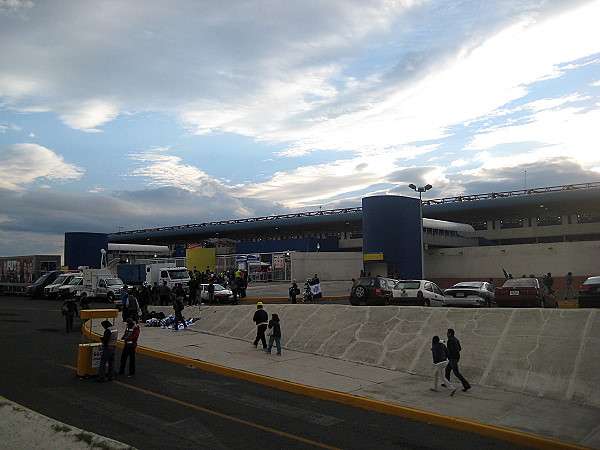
[89, 317, 599, 449]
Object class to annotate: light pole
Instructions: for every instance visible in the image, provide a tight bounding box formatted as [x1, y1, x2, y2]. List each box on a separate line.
[408, 183, 432, 278]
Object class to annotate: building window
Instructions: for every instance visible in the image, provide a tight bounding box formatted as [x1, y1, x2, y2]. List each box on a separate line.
[500, 218, 523, 229]
[537, 215, 562, 226]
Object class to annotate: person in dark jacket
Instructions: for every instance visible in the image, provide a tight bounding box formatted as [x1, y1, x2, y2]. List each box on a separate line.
[430, 336, 455, 395]
[63, 298, 78, 333]
[252, 302, 268, 349]
[265, 313, 282, 355]
[98, 320, 118, 382]
[289, 281, 299, 304]
[444, 329, 471, 392]
[172, 287, 187, 331]
[119, 318, 140, 377]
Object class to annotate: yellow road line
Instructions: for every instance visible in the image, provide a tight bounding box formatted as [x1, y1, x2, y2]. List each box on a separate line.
[62, 364, 339, 449]
[82, 324, 585, 450]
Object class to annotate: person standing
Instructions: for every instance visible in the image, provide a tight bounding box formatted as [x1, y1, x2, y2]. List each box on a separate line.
[120, 285, 129, 322]
[542, 272, 554, 294]
[126, 287, 140, 323]
[207, 280, 215, 304]
[289, 280, 299, 304]
[119, 318, 140, 377]
[188, 277, 199, 306]
[252, 302, 268, 349]
[151, 282, 160, 306]
[63, 298, 78, 333]
[564, 272, 574, 300]
[265, 313, 282, 355]
[172, 291, 187, 331]
[98, 320, 118, 382]
[444, 329, 471, 392]
[430, 336, 456, 395]
[158, 281, 170, 306]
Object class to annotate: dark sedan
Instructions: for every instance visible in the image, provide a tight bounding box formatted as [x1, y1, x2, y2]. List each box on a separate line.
[495, 278, 557, 308]
[577, 276, 600, 308]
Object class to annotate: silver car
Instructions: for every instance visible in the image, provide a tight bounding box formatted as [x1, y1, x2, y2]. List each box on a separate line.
[443, 281, 495, 307]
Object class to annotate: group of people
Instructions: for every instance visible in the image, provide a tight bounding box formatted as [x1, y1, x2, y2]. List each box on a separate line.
[430, 329, 471, 395]
[252, 302, 282, 355]
[97, 317, 140, 382]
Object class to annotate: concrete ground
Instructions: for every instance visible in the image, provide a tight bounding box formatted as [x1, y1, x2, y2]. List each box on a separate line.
[3, 281, 596, 449]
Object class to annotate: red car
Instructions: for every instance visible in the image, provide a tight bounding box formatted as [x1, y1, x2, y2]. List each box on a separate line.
[495, 278, 557, 308]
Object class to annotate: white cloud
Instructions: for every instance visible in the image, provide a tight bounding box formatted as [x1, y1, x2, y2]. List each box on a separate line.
[59, 99, 121, 132]
[0, 143, 84, 190]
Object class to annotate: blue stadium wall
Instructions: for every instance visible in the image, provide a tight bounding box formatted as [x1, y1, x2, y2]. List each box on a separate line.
[236, 237, 339, 254]
[64, 232, 108, 269]
[362, 196, 422, 279]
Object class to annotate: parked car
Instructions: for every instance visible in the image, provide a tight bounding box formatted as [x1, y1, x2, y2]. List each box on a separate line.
[577, 276, 600, 308]
[495, 278, 557, 308]
[43, 272, 81, 299]
[349, 277, 396, 305]
[443, 281, 495, 307]
[198, 283, 234, 304]
[391, 280, 445, 306]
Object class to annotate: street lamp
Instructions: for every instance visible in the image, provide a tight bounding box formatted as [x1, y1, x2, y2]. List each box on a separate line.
[408, 183, 433, 278]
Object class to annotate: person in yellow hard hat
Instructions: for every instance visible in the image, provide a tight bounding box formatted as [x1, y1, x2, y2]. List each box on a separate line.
[252, 302, 268, 348]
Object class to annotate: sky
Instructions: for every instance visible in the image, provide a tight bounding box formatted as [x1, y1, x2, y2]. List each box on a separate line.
[1, 0, 599, 257]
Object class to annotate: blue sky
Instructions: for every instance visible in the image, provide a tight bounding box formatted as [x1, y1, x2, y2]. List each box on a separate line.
[1, 0, 599, 256]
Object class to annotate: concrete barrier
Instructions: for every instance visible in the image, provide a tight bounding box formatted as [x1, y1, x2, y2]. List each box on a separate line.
[157, 305, 599, 408]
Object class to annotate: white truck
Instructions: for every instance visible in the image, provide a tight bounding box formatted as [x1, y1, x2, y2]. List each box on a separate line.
[74, 267, 125, 304]
[116, 263, 190, 291]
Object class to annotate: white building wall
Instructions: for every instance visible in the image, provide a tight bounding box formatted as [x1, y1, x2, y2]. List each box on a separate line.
[425, 240, 600, 279]
[291, 252, 363, 281]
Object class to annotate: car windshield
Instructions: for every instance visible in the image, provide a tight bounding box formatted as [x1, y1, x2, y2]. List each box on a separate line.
[105, 278, 123, 286]
[451, 282, 483, 289]
[68, 277, 83, 285]
[213, 284, 226, 291]
[169, 269, 189, 280]
[503, 279, 537, 287]
[395, 281, 421, 290]
[355, 278, 375, 286]
[583, 277, 600, 285]
[49, 275, 69, 286]
[33, 273, 52, 284]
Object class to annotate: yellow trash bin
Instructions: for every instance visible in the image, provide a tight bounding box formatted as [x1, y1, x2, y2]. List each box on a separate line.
[77, 309, 119, 378]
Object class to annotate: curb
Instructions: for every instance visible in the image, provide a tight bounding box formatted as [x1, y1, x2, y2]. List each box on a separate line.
[82, 322, 584, 450]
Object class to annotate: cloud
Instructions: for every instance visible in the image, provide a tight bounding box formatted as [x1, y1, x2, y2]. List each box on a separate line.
[59, 98, 121, 132]
[0, 143, 84, 190]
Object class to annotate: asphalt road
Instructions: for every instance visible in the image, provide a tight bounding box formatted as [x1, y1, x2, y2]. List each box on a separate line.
[0, 295, 524, 450]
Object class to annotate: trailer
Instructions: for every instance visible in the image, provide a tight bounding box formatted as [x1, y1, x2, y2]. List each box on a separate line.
[0, 255, 62, 296]
[117, 263, 190, 291]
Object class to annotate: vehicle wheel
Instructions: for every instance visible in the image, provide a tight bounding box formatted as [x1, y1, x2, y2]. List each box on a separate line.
[383, 297, 390, 306]
[423, 298, 430, 307]
[486, 298, 491, 307]
[354, 286, 366, 299]
[107, 292, 114, 303]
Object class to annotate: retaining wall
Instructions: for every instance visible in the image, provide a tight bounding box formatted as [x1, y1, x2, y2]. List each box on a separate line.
[178, 305, 599, 407]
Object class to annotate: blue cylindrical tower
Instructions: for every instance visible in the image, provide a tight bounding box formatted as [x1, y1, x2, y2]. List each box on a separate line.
[362, 195, 422, 279]
[64, 232, 109, 269]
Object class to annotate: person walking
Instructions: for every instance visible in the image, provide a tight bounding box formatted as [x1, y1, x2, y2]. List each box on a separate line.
[444, 329, 471, 392]
[252, 302, 268, 349]
[265, 313, 282, 355]
[172, 291, 187, 331]
[98, 320, 118, 382]
[430, 336, 456, 395]
[62, 298, 78, 333]
[119, 318, 140, 377]
[564, 272, 574, 300]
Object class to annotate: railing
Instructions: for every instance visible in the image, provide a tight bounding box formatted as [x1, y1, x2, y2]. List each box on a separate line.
[110, 182, 600, 236]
